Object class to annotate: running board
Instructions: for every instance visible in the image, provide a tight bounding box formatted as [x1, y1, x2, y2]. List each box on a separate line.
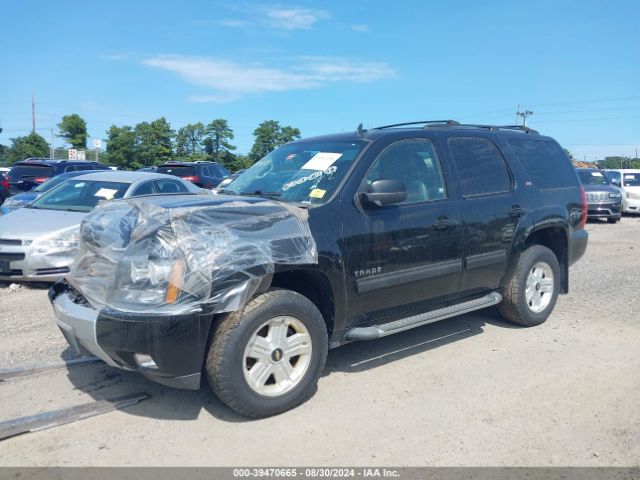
[345, 292, 502, 341]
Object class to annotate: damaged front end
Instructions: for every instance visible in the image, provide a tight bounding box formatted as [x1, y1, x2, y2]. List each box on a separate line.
[49, 195, 317, 389]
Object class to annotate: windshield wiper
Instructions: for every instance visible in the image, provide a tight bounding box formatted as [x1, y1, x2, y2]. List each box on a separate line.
[217, 188, 238, 196]
[240, 190, 282, 201]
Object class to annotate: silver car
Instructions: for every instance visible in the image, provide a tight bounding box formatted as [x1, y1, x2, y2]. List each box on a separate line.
[0, 171, 202, 282]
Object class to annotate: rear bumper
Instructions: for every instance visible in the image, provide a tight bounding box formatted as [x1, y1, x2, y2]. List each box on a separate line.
[49, 282, 213, 390]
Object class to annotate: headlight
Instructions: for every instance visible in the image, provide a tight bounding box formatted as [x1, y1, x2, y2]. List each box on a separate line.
[627, 191, 640, 200]
[113, 235, 188, 308]
[609, 192, 621, 199]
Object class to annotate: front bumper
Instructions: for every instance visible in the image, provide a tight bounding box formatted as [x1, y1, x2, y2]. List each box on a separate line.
[586, 201, 621, 219]
[622, 197, 640, 213]
[49, 282, 213, 390]
[0, 242, 70, 282]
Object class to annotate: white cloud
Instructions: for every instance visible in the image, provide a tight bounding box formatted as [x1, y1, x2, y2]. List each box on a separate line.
[215, 18, 249, 28]
[142, 55, 396, 102]
[210, 4, 329, 30]
[349, 24, 369, 33]
[261, 5, 329, 30]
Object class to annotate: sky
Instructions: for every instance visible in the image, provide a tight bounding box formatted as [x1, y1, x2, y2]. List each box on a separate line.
[1, 0, 639, 160]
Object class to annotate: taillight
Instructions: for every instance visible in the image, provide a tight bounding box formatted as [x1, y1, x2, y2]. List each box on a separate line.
[34, 177, 49, 183]
[182, 175, 200, 183]
[1, 175, 9, 190]
[578, 186, 588, 229]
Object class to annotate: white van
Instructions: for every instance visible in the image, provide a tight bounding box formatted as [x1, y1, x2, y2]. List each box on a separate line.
[605, 169, 640, 214]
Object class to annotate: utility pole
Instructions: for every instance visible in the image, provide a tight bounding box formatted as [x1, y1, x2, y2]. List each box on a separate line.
[516, 104, 520, 125]
[516, 108, 534, 127]
[50, 128, 55, 159]
[31, 95, 36, 133]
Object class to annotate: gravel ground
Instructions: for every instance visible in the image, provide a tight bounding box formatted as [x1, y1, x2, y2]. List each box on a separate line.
[0, 216, 639, 466]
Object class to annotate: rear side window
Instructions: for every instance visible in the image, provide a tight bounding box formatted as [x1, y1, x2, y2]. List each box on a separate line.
[509, 139, 577, 189]
[8, 164, 55, 181]
[448, 138, 511, 197]
[156, 165, 196, 177]
[155, 179, 189, 193]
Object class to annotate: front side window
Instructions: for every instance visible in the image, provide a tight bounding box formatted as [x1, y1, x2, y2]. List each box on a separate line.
[224, 140, 366, 205]
[364, 138, 446, 204]
[448, 137, 511, 197]
[30, 180, 129, 212]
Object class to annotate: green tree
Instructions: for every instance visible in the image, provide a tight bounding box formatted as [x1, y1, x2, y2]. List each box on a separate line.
[134, 117, 174, 167]
[175, 122, 205, 158]
[7, 132, 50, 165]
[249, 120, 301, 162]
[204, 119, 236, 164]
[58, 114, 88, 149]
[106, 125, 136, 169]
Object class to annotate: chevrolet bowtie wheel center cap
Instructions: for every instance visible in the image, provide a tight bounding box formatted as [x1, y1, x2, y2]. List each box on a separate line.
[271, 348, 284, 363]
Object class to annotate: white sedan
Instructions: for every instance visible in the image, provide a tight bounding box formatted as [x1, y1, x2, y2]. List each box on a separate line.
[0, 171, 204, 282]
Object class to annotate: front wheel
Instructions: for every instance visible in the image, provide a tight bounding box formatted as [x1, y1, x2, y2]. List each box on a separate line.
[205, 289, 328, 418]
[499, 245, 560, 327]
[607, 217, 619, 224]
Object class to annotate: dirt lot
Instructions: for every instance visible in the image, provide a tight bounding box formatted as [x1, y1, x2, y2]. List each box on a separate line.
[0, 217, 639, 466]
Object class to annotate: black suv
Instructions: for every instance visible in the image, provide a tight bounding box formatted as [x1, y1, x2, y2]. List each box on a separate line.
[156, 161, 229, 189]
[576, 168, 622, 223]
[7, 158, 110, 195]
[50, 121, 588, 418]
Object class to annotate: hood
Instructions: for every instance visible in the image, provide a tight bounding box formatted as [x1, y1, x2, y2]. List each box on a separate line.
[69, 194, 316, 315]
[581, 184, 620, 193]
[7, 192, 40, 203]
[0, 207, 87, 240]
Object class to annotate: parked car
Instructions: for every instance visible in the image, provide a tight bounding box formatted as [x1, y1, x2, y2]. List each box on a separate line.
[6, 158, 110, 195]
[156, 161, 229, 189]
[137, 166, 158, 173]
[49, 121, 588, 418]
[215, 170, 245, 191]
[0, 174, 9, 205]
[604, 169, 640, 214]
[0, 170, 95, 215]
[575, 168, 622, 223]
[0, 171, 201, 282]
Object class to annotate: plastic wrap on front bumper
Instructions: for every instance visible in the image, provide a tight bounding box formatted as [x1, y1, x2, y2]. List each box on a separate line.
[49, 282, 213, 390]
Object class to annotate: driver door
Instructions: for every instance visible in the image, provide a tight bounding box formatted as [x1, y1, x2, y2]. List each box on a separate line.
[341, 137, 463, 326]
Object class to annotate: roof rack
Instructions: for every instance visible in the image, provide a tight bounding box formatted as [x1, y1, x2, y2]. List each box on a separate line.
[374, 120, 460, 129]
[372, 121, 538, 135]
[430, 123, 539, 134]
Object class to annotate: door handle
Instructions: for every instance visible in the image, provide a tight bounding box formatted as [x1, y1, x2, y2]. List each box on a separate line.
[432, 217, 459, 230]
[508, 206, 527, 217]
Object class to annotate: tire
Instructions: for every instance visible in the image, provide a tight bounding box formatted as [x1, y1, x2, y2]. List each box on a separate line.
[205, 289, 328, 418]
[607, 217, 619, 224]
[499, 245, 560, 327]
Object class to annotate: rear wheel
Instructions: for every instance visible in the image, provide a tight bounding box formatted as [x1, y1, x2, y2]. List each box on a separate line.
[499, 245, 560, 327]
[205, 289, 328, 418]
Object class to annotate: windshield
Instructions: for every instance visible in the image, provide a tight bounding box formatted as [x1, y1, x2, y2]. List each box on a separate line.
[622, 172, 640, 187]
[577, 170, 609, 186]
[30, 179, 130, 212]
[224, 140, 367, 204]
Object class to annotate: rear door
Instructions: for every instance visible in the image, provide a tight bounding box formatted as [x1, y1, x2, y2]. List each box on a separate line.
[446, 136, 519, 293]
[341, 137, 463, 325]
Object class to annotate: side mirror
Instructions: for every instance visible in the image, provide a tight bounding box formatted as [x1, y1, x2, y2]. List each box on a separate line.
[360, 179, 407, 207]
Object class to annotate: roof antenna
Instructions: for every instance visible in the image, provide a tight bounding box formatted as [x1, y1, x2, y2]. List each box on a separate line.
[356, 123, 366, 136]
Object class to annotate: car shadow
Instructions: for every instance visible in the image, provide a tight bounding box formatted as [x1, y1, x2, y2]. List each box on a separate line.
[63, 307, 519, 422]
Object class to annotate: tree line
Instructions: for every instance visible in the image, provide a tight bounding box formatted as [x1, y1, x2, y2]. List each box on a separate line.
[0, 114, 301, 171]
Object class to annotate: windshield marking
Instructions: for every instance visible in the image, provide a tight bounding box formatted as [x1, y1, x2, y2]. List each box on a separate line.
[282, 166, 338, 191]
